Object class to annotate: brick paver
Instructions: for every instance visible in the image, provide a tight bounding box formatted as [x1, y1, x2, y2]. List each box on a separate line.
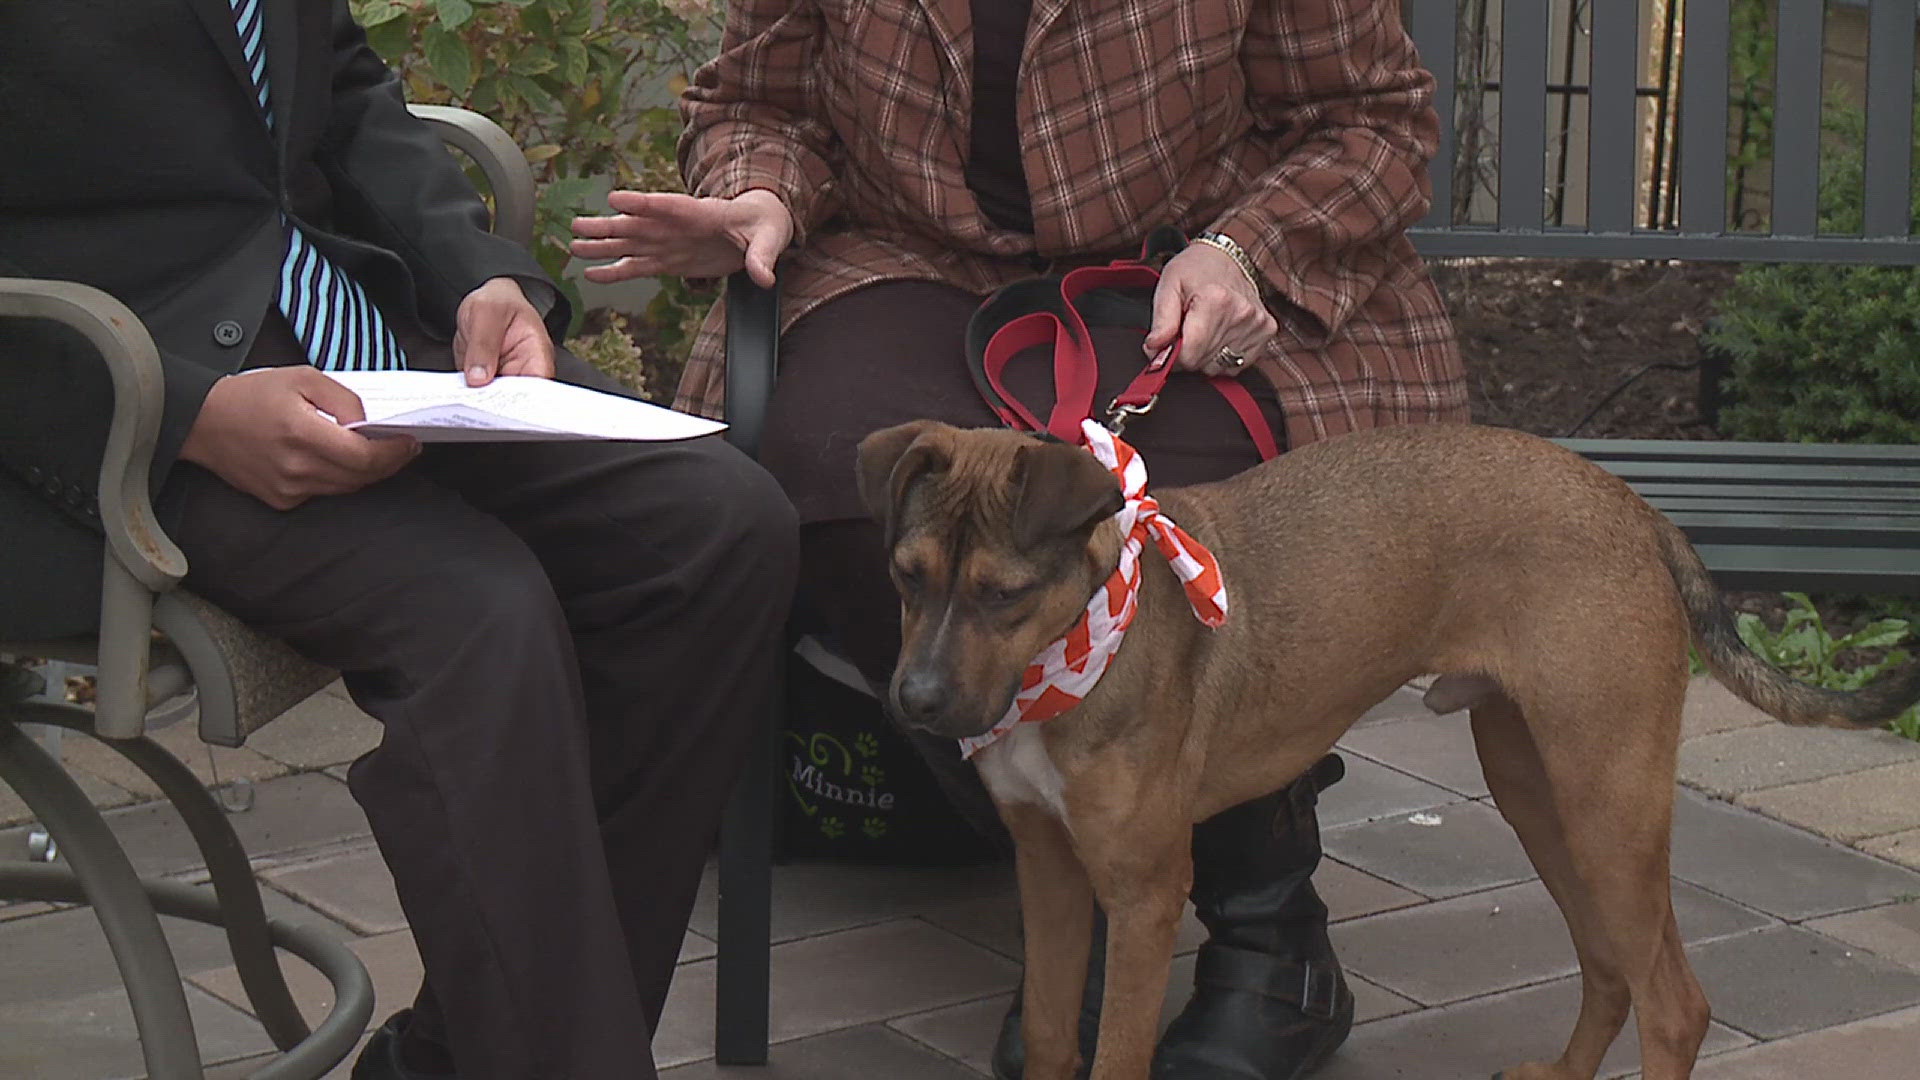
[6, 677, 1920, 1078]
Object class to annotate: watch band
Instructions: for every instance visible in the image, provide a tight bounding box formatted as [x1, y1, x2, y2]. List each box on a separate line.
[1192, 231, 1265, 297]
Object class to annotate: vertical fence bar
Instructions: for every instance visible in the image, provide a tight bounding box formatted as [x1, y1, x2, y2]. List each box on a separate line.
[1679, 0, 1733, 232]
[1410, 0, 1459, 228]
[1770, 0, 1826, 235]
[1588, 0, 1642, 232]
[1500, 0, 1551, 230]
[1864, 0, 1917, 236]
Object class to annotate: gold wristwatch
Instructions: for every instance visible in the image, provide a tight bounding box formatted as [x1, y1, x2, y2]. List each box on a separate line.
[1192, 230, 1265, 297]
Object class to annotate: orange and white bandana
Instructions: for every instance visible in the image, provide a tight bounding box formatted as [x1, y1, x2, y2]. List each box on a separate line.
[959, 420, 1229, 758]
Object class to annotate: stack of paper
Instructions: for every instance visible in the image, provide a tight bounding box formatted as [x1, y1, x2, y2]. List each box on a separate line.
[321, 371, 726, 443]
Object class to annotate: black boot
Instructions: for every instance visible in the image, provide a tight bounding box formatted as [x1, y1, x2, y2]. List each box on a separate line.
[1152, 754, 1354, 1079]
[992, 909, 1106, 1080]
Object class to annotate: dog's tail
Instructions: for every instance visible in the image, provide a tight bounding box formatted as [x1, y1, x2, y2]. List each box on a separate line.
[1653, 514, 1920, 729]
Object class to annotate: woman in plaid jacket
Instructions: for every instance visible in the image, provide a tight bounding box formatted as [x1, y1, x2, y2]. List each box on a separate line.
[575, 2, 1466, 1076]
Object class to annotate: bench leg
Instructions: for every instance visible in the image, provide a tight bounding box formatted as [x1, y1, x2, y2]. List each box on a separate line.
[714, 665, 778, 1066]
[0, 716, 205, 1080]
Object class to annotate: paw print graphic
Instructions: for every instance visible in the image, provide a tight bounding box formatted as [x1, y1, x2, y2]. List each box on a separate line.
[862, 817, 889, 839]
[853, 732, 881, 758]
[860, 764, 886, 786]
[819, 816, 846, 840]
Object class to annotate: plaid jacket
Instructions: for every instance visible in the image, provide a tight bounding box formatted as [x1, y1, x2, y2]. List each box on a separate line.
[675, 0, 1468, 448]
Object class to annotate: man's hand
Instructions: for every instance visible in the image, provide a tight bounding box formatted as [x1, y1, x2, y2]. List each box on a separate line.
[456, 276, 556, 386]
[179, 367, 419, 511]
[1143, 243, 1277, 377]
[570, 189, 794, 289]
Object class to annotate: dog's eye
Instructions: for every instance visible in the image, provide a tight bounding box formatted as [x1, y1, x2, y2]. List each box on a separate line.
[979, 582, 1036, 606]
[894, 565, 925, 593]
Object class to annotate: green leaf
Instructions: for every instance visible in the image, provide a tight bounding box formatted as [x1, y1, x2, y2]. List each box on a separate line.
[560, 39, 590, 86]
[504, 72, 559, 113]
[435, 0, 475, 30]
[354, 1, 411, 27]
[510, 46, 557, 77]
[1736, 613, 1781, 666]
[363, 16, 414, 64]
[421, 23, 473, 96]
[1838, 619, 1915, 653]
[538, 176, 600, 218]
[1778, 625, 1822, 671]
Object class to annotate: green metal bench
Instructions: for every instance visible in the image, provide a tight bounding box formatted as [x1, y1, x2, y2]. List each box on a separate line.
[1563, 439, 1920, 595]
[1404, 0, 1920, 595]
[704, 2, 1920, 1067]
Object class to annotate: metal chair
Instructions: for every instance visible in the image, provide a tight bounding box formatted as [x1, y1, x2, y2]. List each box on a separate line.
[0, 104, 779, 1076]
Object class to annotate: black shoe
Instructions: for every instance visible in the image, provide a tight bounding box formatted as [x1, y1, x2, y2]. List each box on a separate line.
[991, 911, 1106, 1080]
[352, 1010, 456, 1080]
[1152, 755, 1355, 1080]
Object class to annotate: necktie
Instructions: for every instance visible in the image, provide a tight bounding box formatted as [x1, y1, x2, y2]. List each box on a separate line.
[228, 0, 406, 371]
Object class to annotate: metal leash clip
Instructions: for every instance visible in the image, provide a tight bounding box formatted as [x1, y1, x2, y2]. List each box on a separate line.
[1104, 395, 1158, 436]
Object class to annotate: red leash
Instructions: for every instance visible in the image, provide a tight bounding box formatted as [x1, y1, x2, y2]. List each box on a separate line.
[965, 232, 1281, 460]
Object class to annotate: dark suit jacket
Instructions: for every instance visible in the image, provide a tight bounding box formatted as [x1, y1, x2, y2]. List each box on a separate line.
[0, 0, 567, 637]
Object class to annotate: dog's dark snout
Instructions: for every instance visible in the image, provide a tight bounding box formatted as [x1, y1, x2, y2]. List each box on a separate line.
[893, 669, 950, 725]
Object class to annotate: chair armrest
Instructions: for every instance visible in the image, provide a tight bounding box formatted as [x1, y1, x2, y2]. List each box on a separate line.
[407, 104, 536, 249]
[722, 272, 781, 458]
[0, 278, 187, 738]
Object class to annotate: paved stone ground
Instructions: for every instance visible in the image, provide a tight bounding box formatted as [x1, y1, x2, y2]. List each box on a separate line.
[4, 675, 1920, 1078]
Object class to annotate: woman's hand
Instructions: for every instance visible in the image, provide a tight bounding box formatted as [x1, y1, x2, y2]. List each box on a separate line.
[1142, 242, 1277, 377]
[570, 189, 794, 288]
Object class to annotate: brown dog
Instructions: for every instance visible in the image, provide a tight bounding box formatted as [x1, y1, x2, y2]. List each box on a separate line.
[856, 419, 1920, 1080]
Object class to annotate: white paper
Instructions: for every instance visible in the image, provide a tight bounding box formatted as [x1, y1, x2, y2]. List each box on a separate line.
[320, 371, 726, 443]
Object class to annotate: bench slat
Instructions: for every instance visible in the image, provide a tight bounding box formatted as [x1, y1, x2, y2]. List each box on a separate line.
[1588, 460, 1920, 487]
[1587, 0, 1640, 233]
[1499, 0, 1550, 231]
[1559, 438, 1920, 463]
[1690, 544, 1920, 596]
[1412, 228, 1920, 262]
[1771, 0, 1827, 236]
[1644, 496, 1920, 517]
[1629, 483, 1920, 504]
[1864, 0, 1918, 237]
[1679, 0, 1733, 233]
[1663, 510, 1920, 546]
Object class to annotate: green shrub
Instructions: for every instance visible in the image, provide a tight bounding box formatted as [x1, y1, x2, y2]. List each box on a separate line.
[1703, 104, 1920, 444]
[1725, 594, 1920, 740]
[567, 313, 648, 396]
[348, 0, 722, 342]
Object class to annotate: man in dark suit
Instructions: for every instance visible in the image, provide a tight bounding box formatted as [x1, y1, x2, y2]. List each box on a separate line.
[0, 3, 797, 1077]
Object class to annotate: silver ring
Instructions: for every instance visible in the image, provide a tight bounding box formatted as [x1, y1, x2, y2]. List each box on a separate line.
[1217, 347, 1249, 370]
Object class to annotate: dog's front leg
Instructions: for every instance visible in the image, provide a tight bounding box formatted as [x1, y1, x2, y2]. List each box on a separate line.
[1079, 821, 1190, 1079]
[1004, 803, 1098, 1080]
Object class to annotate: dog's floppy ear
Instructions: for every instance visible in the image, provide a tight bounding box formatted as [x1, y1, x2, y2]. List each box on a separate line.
[857, 420, 952, 538]
[1013, 437, 1124, 546]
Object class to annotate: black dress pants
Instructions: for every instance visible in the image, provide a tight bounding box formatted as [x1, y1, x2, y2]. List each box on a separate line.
[157, 352, 798, 1079]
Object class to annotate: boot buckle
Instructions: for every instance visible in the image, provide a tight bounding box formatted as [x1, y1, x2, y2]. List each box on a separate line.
[1299, 961, 1341, 1020]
